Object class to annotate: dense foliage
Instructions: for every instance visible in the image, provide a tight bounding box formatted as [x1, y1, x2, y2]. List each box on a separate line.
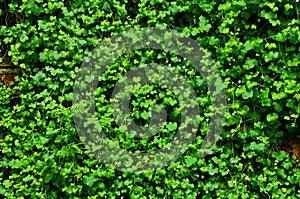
[0, 0, 300, 198]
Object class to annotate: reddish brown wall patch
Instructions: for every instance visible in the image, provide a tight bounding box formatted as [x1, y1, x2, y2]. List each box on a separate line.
[0, 63, 22, 88]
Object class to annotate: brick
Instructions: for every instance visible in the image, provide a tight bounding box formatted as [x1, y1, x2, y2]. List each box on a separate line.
[0, 63, 22, 88]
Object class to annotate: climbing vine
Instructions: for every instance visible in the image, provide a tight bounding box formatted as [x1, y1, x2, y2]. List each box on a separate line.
[0, 0, 299, 198]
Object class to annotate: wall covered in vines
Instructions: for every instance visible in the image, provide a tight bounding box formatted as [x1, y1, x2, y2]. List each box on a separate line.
[0, 0, 300, 198]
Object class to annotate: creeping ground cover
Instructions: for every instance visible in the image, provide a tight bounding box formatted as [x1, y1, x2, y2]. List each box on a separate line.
[0, 0, 300, 198]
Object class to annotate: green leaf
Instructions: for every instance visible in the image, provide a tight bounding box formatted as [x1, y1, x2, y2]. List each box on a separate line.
[185, 156, 197, 167]
[83, 176, 97, 187]
[167, 122, 177, 131]
[141, 111, 150, 120]
[266, 113, 278, 122]
[249, 142, 265, 151]
[119, 125, 127, 132]
[237, 105, 250, 116]
[243, 58, 257, 70]
[242, 90, 253, 99]
[199, 16, 212, 32]
[156, 187, 164, 195]
[39, 52, 47, 62]
[53, 51, 61, 60]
